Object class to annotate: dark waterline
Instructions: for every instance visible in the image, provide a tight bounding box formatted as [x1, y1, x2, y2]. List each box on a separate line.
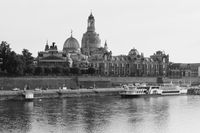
[1, 95, 200, 133]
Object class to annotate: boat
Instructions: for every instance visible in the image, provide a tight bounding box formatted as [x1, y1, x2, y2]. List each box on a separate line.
[159, 82, 188, 95]
[120, 84, 161, 98]
[159, 82, 180, 95]
[120, 82, 188, 98]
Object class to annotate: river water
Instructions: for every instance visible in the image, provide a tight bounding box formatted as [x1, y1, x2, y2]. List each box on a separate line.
[0, 95, 200, 133]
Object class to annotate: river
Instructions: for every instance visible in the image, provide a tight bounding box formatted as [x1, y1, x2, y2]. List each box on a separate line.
[0, 95, 200, 133]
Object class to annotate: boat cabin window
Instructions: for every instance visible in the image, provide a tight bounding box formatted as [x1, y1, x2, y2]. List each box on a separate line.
[151, 86, 159, 89]
[162, 91, 180, 93]
[137, 87, 150, 90]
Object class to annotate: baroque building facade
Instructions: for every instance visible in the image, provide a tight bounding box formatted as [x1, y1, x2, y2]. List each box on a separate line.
[89, 48, 169, 77]
[168, 63, 200, 78]
[37, 42, 69, 67]
[37, 13, 171, 77]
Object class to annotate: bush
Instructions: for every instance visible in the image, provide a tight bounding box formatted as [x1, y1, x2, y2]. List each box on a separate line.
[88, 67, 96, 75]
[63, 67, 70, 75]
[70, 67, 80, 75]
[34, 66, 44, 75]
[44, 67, 51, 75]
[52, 66, 63, 75]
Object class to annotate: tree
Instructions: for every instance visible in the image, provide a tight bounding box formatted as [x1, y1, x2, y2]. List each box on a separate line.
[34, 66, 44, 75]
[88, 67, 96, 75]
[0, 42, 24, 75]
[63, 67, 70, 75]
[0, 41, 11, 71]
[70, 67, 80, 75]
[22, 49, 34, 75]
[52, 66, 62, 75]
[44, 67, 51, 75]
[6, 51, 24, 75]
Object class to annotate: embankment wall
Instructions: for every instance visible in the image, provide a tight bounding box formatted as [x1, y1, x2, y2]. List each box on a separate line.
[0, 77, 77, 90]
[0, 76, 199, 90]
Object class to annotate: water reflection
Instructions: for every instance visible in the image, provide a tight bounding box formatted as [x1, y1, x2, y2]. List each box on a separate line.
[1, 95, 200, 133]
[0, 101, 33, 133]
[60, 97, 114, 133]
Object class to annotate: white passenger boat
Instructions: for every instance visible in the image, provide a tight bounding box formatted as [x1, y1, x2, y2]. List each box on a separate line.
[159, 83, 181, 95]
[120, 82, 188, 98]
[159, 82, 189, 95]
[120, 84, 161, 98]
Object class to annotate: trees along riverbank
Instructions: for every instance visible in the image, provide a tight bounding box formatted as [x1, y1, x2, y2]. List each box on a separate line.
[0, 41, 96, 76]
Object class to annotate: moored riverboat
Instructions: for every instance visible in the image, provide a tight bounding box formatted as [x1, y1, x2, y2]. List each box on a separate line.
[159, 83, 181, 96]
[120, 82, 189, 98]
[160, 82, 189, 95]
[120, 84, 161, 98]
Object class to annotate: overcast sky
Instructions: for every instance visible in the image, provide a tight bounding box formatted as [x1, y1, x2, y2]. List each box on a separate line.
[0, 0, 200, 63]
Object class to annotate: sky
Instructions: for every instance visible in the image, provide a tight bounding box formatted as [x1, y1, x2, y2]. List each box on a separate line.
[0, 0, 200, 63]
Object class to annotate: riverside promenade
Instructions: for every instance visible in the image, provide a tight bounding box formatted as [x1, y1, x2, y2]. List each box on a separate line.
[0, 87, 124, 101]
[0, 76, 199, 100]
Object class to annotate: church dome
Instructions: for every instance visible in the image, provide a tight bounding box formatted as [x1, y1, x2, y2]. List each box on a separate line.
[63, 35, 80, 52]
[81, 32, 101, 48]
[128, 48, 139, 56]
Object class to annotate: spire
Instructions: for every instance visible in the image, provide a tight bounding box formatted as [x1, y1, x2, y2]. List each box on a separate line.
[104, 40, 107, 47]
[89, 10, 94, 19]
[71, 29, 73, 37]
[87, 12, 95, 32]
[104, 40, 108, 51]
[45, 40, 49, 51]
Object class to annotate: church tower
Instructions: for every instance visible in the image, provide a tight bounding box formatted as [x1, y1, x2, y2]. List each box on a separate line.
[81, 13, 101, 56]
[87, 13, 95, 32]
